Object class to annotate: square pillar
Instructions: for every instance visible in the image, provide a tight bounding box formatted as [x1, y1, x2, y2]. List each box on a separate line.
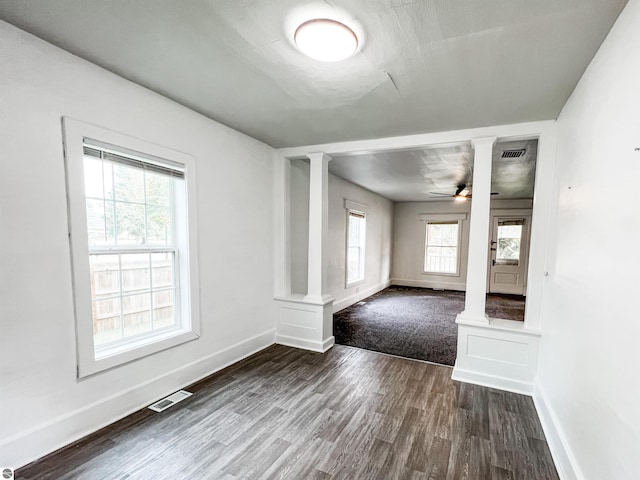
[457, 136, 496, 324]
[305, 152, 332, 303]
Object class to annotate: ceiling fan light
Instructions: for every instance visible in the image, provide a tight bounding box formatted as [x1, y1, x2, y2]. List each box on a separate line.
[294, 19, 358, 62]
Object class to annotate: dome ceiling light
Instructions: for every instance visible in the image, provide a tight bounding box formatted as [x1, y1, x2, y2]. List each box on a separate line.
[294, 18, 358, 62]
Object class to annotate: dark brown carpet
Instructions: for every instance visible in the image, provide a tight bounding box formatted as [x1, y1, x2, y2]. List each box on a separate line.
[333, 286, 525, 366]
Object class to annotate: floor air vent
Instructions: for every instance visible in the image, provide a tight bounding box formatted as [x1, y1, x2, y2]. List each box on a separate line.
[501, 149, 526, 159]
[149, 390, 192, 412]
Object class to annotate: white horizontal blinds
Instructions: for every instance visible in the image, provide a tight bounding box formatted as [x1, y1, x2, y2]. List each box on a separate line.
[349, 211, 365, 219]
[83, 143, 184, 179]
[498, 219, 525, 226]
[428, 220, 456, 225]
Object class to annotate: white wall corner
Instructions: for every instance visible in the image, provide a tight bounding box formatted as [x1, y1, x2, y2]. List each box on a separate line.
[533, 381, 584, 480]
[0, 329, 276, 469]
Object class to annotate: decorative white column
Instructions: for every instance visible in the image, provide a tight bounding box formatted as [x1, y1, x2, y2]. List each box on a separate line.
[457, 136, 496, 324]
[305, 152, 332, 303]
[274, 152, 335, 353]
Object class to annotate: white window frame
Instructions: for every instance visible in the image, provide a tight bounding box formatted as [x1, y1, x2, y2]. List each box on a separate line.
[63, 118, 200, 377]
[345, 199, 367, 288]
[420, 213, 466, 277]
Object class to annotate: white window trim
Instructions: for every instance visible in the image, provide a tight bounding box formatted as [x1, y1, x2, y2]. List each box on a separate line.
[63, 118, 201, 377]
[420, 213, 466, 277]
[345, 199, 367, 288]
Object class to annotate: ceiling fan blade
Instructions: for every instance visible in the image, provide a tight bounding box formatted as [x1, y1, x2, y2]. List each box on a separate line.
[429, 192, 453, 196]
[463, 192, 499, 198]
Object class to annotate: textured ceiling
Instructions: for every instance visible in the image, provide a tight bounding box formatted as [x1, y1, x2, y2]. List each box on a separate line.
[329, 140, 538, 202]
[0, 0, 627, 147]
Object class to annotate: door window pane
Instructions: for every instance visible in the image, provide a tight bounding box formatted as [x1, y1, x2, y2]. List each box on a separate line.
[496, 221, 523, 265]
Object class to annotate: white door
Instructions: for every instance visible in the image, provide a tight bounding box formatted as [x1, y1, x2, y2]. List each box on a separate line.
[488, 216, 530, 295]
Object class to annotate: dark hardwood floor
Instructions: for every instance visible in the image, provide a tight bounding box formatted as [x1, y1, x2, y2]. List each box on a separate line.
[17, 345, 559, 480]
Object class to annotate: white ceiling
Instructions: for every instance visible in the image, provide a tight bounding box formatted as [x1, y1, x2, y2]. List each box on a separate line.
[0, 0, 627, 148]
[329, 139, 538, 202]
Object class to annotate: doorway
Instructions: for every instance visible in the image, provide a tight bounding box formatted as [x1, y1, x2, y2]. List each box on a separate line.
[488, 215, 531, 295]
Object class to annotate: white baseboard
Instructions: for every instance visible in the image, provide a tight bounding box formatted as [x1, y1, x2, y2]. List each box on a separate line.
[533, 381, 583, 480]
[275, 334, 335, 353]
[451, 365, 534, 396]
[1, 329, 276, 470]
[391, 278, 466, 292]
[332, 279, 392, 313]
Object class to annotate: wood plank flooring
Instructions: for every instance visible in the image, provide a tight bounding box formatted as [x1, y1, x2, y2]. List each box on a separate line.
[16, 345, 559, 480]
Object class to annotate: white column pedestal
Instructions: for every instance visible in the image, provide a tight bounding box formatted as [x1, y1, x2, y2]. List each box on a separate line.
[274, 295, 335, 352]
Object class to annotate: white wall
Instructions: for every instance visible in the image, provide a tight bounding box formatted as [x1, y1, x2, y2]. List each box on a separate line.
[328, 174, 393, 312]
[535, 1, 640, 478]
[0, 22, 277, 467]
[392, 199, 533, 290]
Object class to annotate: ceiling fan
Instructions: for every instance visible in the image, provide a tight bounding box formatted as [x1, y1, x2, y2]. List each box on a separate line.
[429, 183, 499, 199]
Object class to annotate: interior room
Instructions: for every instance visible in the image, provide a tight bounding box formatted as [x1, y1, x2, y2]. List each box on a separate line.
[298, 140, 537, 365]
[1, 1, 638, 479]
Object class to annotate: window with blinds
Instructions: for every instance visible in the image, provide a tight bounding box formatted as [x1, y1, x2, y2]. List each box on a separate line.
[81, 141, 186, 355]
[424, 220, 460, 274]
[64, 118, 200, 377]
[346, 210, 366, 285]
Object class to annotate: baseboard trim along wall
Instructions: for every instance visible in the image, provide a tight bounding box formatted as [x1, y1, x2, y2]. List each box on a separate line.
[451, 365, 534, 396]
[275, 334, 335, 352]
[533, 381, 583, 480]
[1, 329, 276, 469]
[332, 279, 392, 313]
[390, 278, 466, 292]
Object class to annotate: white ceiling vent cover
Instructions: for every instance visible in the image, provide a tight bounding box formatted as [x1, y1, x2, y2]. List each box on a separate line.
[148, 390, 192, 412]
[501, 149, 526, 159]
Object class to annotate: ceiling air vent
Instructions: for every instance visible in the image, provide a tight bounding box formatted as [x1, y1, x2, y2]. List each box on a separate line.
[501, 149, 526, 159]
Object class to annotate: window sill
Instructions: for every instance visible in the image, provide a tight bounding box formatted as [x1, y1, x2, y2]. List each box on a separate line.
[79, 328, 199, 378]
[422, 271, 460, 277]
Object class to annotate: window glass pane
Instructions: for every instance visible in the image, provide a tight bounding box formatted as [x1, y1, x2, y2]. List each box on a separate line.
[90, 254, 120, 298]
[497, 224, 522, 265]
[151, 252, 174, 288]
[347, 246, 359, 281]
[146, 172, 170, 206]
[147, 205, 172, 244]
[122, 293, 152, 338]
[113, 163, 145, 203]
[120, 253, 151, 293]
[93, 297, 122, 346]
[104, 201, 116, 245]
[153, 290, 176, 329]
[83, 157, 104, 198]
[346, 212, 366, 283]
[115, 202, 146, 244]
[102, 161, 114, 200]
[86, 199, 106, 246]
[425, 222, 459, 273]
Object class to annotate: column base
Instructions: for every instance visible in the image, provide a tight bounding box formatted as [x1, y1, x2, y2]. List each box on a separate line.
[274, 295, 335, 353]
[455, 311, 490, 325]
[453, 319, 541, 395]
